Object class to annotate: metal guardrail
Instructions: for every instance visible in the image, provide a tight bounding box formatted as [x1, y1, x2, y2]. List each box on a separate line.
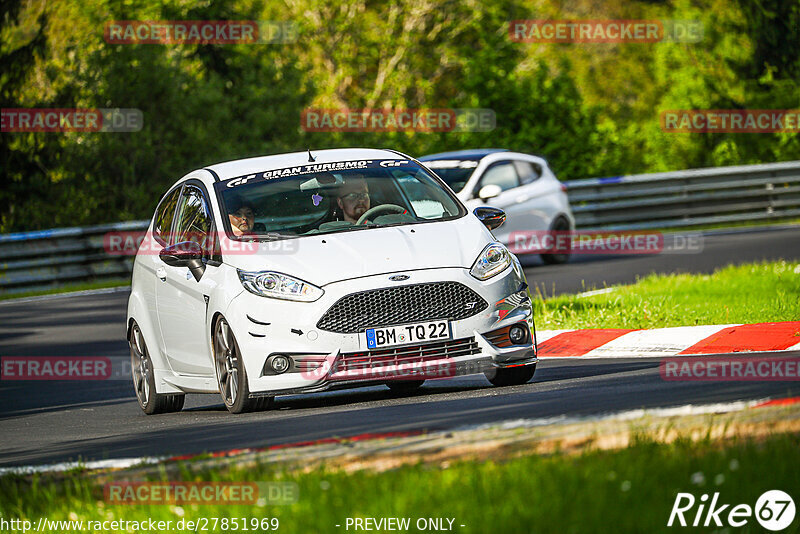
[0, 220, 148, 295]
[1, 160, 799, 295]
[565, 160, 800, 230]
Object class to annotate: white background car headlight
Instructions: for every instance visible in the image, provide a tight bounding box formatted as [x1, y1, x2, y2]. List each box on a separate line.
[238, 270, 324, 301]
[470, 242, 512, 280]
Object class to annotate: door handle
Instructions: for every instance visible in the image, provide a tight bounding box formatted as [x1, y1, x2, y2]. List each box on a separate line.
[156, 267, 167, 282]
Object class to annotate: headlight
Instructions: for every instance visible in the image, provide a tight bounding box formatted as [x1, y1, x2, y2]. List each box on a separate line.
[237, 270, 324, 302]
[470, 242, 512, 280]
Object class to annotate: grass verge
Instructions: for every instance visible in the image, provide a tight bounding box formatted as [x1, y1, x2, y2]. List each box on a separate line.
[533, 260, 800, 330]
[665, 218, 800, 233]
[1, 429, 798, 533]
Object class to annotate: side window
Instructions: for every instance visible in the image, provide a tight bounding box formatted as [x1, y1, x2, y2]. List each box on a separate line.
[477, 162, 519, 195]
[174, 185, 215, 259]
[514, 160, 542, 185]
[153, 187, 182, 246]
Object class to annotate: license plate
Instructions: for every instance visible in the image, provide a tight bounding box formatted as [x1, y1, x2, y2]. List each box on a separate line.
[365, 320, 451, 349]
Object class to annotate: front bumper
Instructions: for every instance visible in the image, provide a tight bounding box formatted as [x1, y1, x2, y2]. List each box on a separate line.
[225, 262, 535, 396]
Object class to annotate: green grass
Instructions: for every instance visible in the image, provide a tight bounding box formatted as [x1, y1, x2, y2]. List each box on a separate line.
[1, 432, 798, 533]
[637, 218, 800, 233]
[688, 218, 800, 232]
[0, 279, 130, 301]
[534, 260, 800, 330]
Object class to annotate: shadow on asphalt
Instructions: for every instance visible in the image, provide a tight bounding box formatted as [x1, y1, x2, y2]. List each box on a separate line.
[0, 361, 659, 420]
[183, 361, 659, 413]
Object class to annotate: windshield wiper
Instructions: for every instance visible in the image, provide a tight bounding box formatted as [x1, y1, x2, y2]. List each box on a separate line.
[244, 232, 287, 241]
[372, 220, 420, 228]
[335, 223, 381, 232]
[314, 223, 380, 236]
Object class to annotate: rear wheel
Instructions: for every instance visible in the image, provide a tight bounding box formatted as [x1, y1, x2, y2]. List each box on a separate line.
[129, 322, 185, 414]
[540, 217, 571, 265]
[385, 380, 425, 393]
[213, 317, 273, 414]
[484, 364, 536, 387]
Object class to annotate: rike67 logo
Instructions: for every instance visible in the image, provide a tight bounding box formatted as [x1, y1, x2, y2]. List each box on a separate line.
[668, 490, 795, 531]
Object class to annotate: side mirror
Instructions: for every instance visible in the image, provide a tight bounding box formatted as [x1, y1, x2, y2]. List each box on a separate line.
[477, 184, 502, 201]
[159, 241, 206, 281]
[473, 207, 506, 231]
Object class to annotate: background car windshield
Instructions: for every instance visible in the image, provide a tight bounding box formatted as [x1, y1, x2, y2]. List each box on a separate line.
[421, 159, 479, 192]
[217, 162, 463, 237]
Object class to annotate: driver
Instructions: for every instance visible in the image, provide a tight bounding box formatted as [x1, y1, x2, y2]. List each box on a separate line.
[227, 196, 256, 236]
[336, 176, 371, 223]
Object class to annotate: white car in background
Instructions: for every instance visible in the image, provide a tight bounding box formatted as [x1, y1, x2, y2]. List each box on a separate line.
[419, 149, 575, 264]
[127, 148, 538, 414]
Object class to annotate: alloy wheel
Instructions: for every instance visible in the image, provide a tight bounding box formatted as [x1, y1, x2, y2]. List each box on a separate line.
[130, 324, 151, 407]
[214, 318, 240, 407]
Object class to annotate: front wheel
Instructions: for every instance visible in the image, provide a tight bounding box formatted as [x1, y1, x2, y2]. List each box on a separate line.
[129, 322, 185, 414]
[484, 364, 536, 387]
[213, 317, 273, 414]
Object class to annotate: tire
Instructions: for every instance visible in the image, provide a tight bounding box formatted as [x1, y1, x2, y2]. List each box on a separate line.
[385, 380, 425, 393]
[484, 364, 536, 387]
[540, 217, 571, 265]
[129, 321, 185, 415]
[213, 317, 273, 414]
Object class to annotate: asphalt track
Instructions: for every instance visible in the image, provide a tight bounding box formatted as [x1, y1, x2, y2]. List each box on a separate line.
[1, 227, 799, 467]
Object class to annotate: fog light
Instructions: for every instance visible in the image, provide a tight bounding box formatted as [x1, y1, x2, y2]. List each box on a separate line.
[508, 325, 528, 344]
[269, 355, 291, 374]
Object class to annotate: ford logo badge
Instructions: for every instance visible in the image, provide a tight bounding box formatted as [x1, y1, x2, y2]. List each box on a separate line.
[389, 275, 410, 281]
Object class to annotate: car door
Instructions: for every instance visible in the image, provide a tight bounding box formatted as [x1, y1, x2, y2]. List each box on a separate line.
[510, 159, 551, 231]
[155, 182, 219, 376]
[142, 185, 183, 345]
[467, 160, 529, 245]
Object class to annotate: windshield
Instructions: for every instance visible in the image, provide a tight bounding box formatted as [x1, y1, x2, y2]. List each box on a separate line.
[421, 159, 480, 192]
[215, 159, 465, 239]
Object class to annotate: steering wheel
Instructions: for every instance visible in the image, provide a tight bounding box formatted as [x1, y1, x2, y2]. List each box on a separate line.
[356, 204, 407, 225]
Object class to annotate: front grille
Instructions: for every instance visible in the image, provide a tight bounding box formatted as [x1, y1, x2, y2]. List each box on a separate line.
[317, 282, 488, 334]
[336, 337, 480, 373]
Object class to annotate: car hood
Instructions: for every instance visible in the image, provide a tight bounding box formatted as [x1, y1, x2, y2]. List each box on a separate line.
[225, 218, 490, 286]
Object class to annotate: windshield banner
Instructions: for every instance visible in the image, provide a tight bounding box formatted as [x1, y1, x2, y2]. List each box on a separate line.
[222, 159, 414, 188]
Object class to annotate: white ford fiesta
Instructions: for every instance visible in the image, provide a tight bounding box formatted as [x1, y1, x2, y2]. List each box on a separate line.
[127, 148, 537, 414]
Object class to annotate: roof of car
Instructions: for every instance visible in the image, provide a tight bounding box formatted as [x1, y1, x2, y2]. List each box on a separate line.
[204, 148, 409, 181]
[418, 149, 508, 161]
